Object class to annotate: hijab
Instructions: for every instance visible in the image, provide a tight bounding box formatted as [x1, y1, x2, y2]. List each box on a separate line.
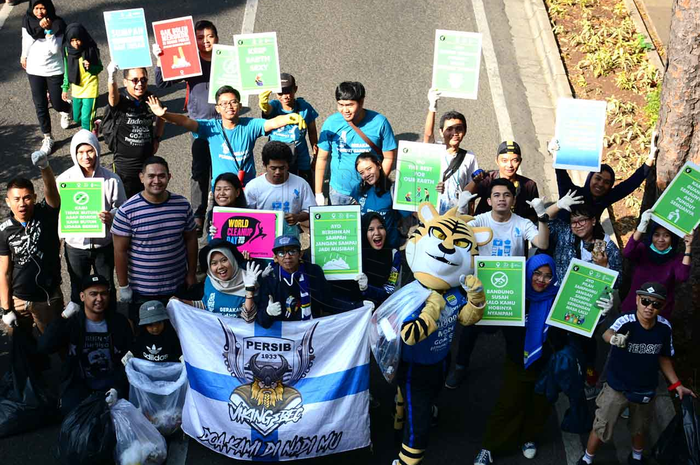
[23, 0, 66, 41]
[65, 23, 100, 85]
[584, 164, 616, 200]
[523, 254, 559, 369]
[645, 222, 680, 265]
[361, 212, 393, 288]
[206, 247, 245, 296]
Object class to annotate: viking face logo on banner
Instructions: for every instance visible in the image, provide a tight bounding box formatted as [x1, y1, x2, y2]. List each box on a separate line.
[218, 320, 318, 436]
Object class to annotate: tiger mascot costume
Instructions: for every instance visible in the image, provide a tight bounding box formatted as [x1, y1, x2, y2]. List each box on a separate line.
[389, 202, 493, 465]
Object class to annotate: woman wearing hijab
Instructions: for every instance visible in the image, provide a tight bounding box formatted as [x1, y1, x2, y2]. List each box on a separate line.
[358, 212, 402, 305]
[474, 255, 566, 464]
[21, 0, 71, 154]
[177, 240, 261, 322]
[61, 23, 102, 132]
[621, 209, 692, 320]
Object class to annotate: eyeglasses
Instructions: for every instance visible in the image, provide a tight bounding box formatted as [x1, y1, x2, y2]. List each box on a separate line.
[275, 249, 299, 258]
[217, 100, 239, 108]
[533, 270, 553, 282]
[127, 78, 148, 85]
[640, 297, 663, 310]
[570, 218, 591, 227]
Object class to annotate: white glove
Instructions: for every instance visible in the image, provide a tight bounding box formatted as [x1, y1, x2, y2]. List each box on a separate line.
[31, 150, 49, 169]
[243, 261, 262, 288]
[362, 300, 375, 312]
[151, 43, 163, 58]
[428, 88, 441, 112]
[121, 351, 134, 367]
[117, 284, 132, 303]
[105, 388, 118, 407]
[179, 355, 184, 363]
[61, 301, 80, 319]
[457, 192, 478, 215]
[355, 273, 368, 291]
[547, 139, 560, 156]
[107, 61, 119, 84]
[637, 209, 653, 233]
[2, 311, 17, 327]
[266, 296, 282, 317]
[610, 331, 629, 348]
[315, 193, 326, 206]
[208, 225, 217, 237]
[526, 197, 547, 217]
[261, 263, 274, 278]
[596, 294, 614, 317]
[557, 189, 584, 212]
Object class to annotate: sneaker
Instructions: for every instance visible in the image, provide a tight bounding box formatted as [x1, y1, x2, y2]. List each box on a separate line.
[621, 407, 630, 419]
[584, 383, 601, 400]
[522, 442, 537, 459]
[627, 452, 646, 464]
[60, 112, 70, 129]
[40, 136, 54, 155]
[431, 404, 439, 426]
[474, 449, 493, 465]
[445, 365, 467, 389]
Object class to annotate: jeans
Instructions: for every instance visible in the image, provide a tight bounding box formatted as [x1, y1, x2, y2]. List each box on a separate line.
[191, 137, 211, 220]
[64, 243, 115, 304]
[27, 73, 70, 134]
[329, 186, 354, 205]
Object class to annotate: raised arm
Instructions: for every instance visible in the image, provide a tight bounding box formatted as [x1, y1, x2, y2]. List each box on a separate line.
[423, 89, 440, 143]
[146, 95, 199, 133]
[264, 113, 305, 133]
[107, 62, 121, 107]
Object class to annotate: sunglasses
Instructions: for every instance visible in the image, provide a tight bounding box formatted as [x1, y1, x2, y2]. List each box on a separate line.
[127, 78, 148, 85]
[275, 249, 299, 258]
[640, 297, 663, 310]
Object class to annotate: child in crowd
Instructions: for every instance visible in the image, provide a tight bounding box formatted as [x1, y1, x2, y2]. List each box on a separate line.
[61, 23, 102, 132]
[130, 301, 182, 363]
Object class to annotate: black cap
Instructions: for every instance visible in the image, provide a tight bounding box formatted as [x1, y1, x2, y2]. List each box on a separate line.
[497, 140, 521, 156]
[280, 73, 296, 94]
[81, 274, 110, 291]
[635, 281, 667, 301]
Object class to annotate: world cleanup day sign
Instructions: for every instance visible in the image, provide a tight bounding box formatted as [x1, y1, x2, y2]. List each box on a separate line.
[545, 258, 618, 337]
[212, 207, 283, 259]
[651, 161, 700, 237]
[431, 30, 483, 100]
[310, 206, 362, 281]
[475, 256, 525, 327]
[152, 16, 202, 81]
[552, 98, 607, 172]
[393, 141, 446, 212]
[58, 180, 105, 238]
[104, 8, 152, 69]
[233, 32, 281, 95]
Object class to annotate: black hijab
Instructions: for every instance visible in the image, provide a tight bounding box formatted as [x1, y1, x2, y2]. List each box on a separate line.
[65, 23, 100, 85]
[23, 0, 66, 41]
[361, 212, 394, 288]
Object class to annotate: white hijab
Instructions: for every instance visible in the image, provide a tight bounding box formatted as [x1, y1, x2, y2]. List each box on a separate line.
[206, 247, 245, 296]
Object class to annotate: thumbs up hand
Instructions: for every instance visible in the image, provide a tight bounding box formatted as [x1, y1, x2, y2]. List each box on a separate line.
[267, 295, 282, 317]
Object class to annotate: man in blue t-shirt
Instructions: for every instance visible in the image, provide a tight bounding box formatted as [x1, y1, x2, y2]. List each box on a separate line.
[314, 81, 397, 206]
[259, 73, 319, 186]
[145, 86, 306, 187]
[577, 282, 696, 465]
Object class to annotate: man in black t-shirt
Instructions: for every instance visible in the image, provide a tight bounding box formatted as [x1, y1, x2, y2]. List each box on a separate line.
[577, 282, 696, 465]
[0, 151, 63, 336]
[106, 62, 165, 199]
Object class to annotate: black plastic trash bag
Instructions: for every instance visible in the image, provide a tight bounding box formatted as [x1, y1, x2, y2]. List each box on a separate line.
[0, 330, 58, 437]
[56, 393, 116, 465]
[653, 396, 700, 465]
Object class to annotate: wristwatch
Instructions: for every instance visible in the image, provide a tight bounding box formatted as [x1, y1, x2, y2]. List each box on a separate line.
[538, 213, 550, 223]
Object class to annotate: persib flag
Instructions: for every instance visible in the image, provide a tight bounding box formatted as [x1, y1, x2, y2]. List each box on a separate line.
[167, 300, 371, 461]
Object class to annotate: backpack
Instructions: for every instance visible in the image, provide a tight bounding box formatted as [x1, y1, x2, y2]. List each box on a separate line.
[100, 104, 123, 153]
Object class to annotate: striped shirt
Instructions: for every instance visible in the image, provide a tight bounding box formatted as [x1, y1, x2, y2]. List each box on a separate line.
[111, 193, 195, 295]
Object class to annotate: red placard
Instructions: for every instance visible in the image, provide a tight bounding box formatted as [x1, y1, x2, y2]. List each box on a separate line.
[152, 16, 202, 81]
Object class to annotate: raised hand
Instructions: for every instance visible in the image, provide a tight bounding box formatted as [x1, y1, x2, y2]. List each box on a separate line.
[556, 189, 584, 212]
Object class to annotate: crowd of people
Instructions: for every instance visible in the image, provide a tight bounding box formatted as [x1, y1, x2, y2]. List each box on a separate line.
[2, 1, 697, 464]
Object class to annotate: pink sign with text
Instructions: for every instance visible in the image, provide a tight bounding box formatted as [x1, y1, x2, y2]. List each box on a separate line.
[212, 207, 283, 259]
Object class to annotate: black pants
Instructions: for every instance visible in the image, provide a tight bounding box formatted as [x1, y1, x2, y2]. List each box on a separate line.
[454, 325, 498, 367]
[115, 168, 144, 199]
[191, 137, 211, 220]
[64, 243, 115, 304]
[27, 73, 70, 135]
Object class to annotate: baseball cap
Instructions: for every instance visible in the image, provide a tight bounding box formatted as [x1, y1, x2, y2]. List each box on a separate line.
[81, 274, 110, 291]
[497, 140, 521, 156]
[635, 281, 667, 301]
[280, 73, 296, 94]
[139, 300, 169, 326]
[272, 235, 301, 251]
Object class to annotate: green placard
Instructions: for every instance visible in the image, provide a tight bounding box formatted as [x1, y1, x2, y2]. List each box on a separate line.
[208, 44, 242, 104]
[393, 141, 446, 212]
[58, 179, 105, 238]
[546, 259, 618, 337]
[651, 161, 700, 237]
[475, 256, 526, 327]
[233, 32, 281, 95]
[431, 29, 483, 99]
[309, 206, 362, 281]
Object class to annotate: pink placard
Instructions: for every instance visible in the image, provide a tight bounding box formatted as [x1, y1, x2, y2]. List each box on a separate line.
[212, 208, 282, 259]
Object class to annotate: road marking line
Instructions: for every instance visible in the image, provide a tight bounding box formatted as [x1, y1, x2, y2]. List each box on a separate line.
[555, 395, 585, 464]
[471, 0, 514, 141]
[0, 2, 13, 32]
[241, 0, 259, 34]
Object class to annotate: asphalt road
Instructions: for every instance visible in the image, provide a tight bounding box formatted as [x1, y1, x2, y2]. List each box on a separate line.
[0, 0, 634, 463]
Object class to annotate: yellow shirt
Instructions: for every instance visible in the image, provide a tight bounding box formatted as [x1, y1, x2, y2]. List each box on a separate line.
[71, 57, 99, 99]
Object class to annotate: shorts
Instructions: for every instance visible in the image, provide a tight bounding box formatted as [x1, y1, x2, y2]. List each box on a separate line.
[592, 383, 654, 442]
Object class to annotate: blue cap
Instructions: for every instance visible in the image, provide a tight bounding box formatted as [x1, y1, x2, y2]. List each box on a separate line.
[272, 235, 301, 251]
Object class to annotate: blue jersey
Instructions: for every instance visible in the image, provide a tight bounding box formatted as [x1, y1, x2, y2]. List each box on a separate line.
[200, 277, 247, 318]
[401, 287, 466, 365]
[350, 184, 409, 249]
[266, 98, 318, 170]
[196, 118, 267, 187]
[318, 110, 397, 195]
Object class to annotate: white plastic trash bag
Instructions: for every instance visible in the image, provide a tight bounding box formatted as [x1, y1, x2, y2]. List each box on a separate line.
[110, 399, 167, 465]
[126, 359, 187, 436]
[369, 281, 432, 383]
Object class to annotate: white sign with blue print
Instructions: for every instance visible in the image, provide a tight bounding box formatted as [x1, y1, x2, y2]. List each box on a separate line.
[552, 98, 607, 172]
[167, 300, 371, 461]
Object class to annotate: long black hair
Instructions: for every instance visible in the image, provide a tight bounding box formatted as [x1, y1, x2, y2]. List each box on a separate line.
[355, 152, 391, 197]
[213, 172, 247, 208]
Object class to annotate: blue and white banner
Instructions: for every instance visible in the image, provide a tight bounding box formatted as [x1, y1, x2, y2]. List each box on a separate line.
[167, 301, 371, 461]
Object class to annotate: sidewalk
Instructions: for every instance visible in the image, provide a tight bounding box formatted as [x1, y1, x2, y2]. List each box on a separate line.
[635, 0, 672, 58]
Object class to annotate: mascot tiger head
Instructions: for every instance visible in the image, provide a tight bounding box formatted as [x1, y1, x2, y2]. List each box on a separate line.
[406, 202, 493, 291]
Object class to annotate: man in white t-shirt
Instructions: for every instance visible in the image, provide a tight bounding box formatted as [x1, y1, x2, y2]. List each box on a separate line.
[245, 141, 316, 237]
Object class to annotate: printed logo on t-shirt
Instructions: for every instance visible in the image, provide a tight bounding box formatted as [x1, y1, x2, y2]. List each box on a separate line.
[627, 343, 663, 355]
[143, 344, 170, 362]
[491, 239, 512, 256]
[221, 142, 230, 155]
[514, 227, 522, 238]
